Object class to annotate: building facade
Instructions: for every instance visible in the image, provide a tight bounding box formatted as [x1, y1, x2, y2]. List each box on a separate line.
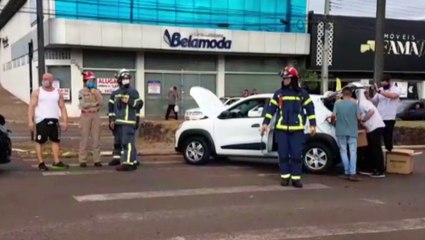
[0, 0, 311, 117]
[308, 14, 425, 98]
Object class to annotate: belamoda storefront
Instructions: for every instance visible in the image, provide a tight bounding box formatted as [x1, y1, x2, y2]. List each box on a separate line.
[40, 19, 310, 117]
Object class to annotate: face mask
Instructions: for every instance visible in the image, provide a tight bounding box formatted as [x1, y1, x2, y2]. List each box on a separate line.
[122, 79, 130, 86]
[86, 81, 95, 89]
[383, 84, 390, 90]
[42, 80, 51, 88]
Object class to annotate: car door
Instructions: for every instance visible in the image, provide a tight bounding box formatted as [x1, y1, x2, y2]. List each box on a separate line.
[213, 97, 269, 156]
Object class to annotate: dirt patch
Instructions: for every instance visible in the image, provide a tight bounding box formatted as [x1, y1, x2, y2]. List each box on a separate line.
[394, 127, 425, 145]
[139, 120, 182, 143]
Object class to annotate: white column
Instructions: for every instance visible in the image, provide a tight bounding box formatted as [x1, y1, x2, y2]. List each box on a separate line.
[68, 49, 84, 118]
[136, 52, 145, 117]
[420, 81, 425, 99]
[217, 55, 225, 97]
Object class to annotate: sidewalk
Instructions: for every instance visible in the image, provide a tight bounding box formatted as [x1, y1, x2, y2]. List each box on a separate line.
[0, 86, 179, 158]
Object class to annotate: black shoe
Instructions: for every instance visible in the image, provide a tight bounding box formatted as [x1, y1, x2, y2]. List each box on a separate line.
[94, 162, 102, 167]
[52, 161, 69, 169]
[38, 162, 49, 171]
[116, 164, 137, 172]
[108, 159, 121, 166]
[292, 180, 303, 188]
[80, 163, 87, 168]
[358, 171, 373, 176]
[371, 171, 386, 178]
[280, 178, 290, 187]
[134, 161, 140, 166]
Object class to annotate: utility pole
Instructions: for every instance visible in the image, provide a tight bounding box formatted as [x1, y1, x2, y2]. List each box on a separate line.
[28, 40, 34, 95]
[373, 0, 386, 84]
[321, 0, 330, 94]
[36, 0, 45, 82]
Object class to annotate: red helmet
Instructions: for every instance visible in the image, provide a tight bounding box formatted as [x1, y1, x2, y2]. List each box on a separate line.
[280, 66, 299, 78]
[83, 71, 95, 81]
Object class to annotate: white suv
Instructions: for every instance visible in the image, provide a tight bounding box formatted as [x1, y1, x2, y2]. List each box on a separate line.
[175, 86, 364, 174]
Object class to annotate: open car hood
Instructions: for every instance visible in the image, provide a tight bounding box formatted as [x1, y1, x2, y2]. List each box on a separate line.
[190, 87, 226, 117]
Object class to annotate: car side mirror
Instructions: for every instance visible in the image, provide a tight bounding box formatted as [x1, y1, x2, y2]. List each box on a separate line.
[218, 111, 231, 119]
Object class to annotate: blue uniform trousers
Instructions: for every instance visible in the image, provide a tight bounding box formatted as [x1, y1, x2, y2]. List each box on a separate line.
[275, 130, 305, 180]
[115, 124, 137, 165]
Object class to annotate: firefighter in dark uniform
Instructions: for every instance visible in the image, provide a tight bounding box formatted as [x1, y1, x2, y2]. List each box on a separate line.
[107, 69, 144, 171]
[108, 71, 142, 167]
[261, 66, 317, 188]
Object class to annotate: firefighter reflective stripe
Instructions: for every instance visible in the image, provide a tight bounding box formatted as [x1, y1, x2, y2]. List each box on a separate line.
[108, 113, 116, 116]
[291, 175, 301, 180]
[113, 155, 120, 159]
[281, 174, 291, 179]
[276, 114, 304, 131]
[126, 143, 132, 163]
[308, 115, 316, 120]
[125, 105, 129, 121]
[265, 113, 273, 119]
[133, 98, 142, 107]
[109, 99, 115, 104]
[270, 99, 278, 106]
[303, 98, 312, 106]
[136, 113, 140, 117]
[282, 96, 301, 101]
[115, 119, 136, 124]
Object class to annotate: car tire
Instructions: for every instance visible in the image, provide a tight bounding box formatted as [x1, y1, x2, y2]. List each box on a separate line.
[303, 141, 334, 174]
[182, 137, 211, 165]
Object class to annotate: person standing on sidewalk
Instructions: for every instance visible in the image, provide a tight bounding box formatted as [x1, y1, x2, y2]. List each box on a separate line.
[28, 73, 69, 171]
[109, 69, 144, 171]
[165, 86, 179, 120]
[260, 66, 317, 188]
[328, 87, 362, 181]
[371, 74, 401, 152]
[78, 71, 103, 168]
[358, 88, 386, 178]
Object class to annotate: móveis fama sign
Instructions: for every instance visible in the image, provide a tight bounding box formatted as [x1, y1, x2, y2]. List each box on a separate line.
[309, 14, 425, 72]
[163, 29, 232, 50]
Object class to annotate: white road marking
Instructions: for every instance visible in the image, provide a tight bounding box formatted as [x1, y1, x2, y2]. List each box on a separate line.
[257, 173, 277, 177]
[74, 183, 330, 202]
[168, 217, 425, 240]
[42, 170, 115, 176]
[361, 198, 386, 205]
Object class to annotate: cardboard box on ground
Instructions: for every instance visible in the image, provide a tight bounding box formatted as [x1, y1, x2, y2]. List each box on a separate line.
[386, 149, 423, 174]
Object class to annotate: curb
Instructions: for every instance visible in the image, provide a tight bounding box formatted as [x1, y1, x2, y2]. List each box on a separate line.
[12, 148, 179, 158]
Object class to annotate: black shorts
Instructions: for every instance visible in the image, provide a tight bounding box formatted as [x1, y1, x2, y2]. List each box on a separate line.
[35, 119, 60, 144]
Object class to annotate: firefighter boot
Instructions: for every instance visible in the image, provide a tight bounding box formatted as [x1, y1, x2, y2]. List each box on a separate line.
[292, 180, 303, 188]
[280, 178, 290, 187]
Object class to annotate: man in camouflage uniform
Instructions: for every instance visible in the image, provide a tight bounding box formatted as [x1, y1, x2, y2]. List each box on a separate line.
[78, 71, 103, 167]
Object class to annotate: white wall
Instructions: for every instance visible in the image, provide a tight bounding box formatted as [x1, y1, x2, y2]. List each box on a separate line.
[0, 1, 35, 103]
[48, 18, 311, 55]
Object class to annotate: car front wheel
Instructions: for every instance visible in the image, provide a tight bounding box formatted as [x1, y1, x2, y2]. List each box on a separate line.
[182, 137, 211, 165]
[303, 142, 334, 173]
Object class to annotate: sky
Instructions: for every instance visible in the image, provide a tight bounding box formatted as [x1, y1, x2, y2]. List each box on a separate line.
[309, 0, 425, 20]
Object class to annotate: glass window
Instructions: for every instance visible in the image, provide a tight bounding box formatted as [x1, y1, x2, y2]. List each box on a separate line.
[224, 98, 268, 119]
[55, 0, 307, 33]
[47, 66, 72, 101]
[225, 56, 287, 72]
[145, 52, 216, 71]
[83, 50, 135, 69]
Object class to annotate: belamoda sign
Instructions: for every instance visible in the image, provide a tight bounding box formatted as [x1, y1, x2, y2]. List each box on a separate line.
[309, 14, 425, 72]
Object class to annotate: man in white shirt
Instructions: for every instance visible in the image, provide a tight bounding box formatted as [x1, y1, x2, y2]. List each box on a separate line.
[371, 74, 401, 152]
[358, 88, 386, 178]
[28, 73, 69, 171]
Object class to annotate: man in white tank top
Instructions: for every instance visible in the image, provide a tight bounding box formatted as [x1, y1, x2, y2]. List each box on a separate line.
[28, 73, 69, 171]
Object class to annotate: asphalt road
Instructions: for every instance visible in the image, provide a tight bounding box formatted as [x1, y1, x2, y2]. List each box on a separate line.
[1, 154, 425, 240]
